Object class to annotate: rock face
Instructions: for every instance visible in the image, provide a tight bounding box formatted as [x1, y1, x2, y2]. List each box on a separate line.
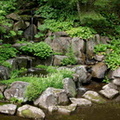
[83, 91, 106, 103]
[0, 104, 17, 115]
[0, 66, 10, 80]
[92, 62, 107, 79]
[4, 81, 29, 101]
[71, 37, 85, 58]
[63, 78, 77, 97]
[53, 55, 67, 66]
[17, 105, 45, 119]
[34, 87, 69, 109]
[57, 104, 77, 115]
[99, 88, 119, 99]
[70, 98, 92, 106]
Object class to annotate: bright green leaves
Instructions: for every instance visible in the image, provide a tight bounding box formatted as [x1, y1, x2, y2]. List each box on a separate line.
[20, 42, 53, 59]
[66, 27, 96, 39]
[94, 39, 120, 70]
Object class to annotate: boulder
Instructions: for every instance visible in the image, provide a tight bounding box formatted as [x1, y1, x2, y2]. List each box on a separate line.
[0, 85, 7, 92]
[70, 98, 92, 107]
[0, 104, 17, 115]
[0, 66, 10, 80]
[17, 105, 45, 119]
[45, 36, 71, 54]
[94, 54, 104, 62]
[102, 83, 118, 90]
[53, 55, 67, 66]
[71, 37, 85, 58]
[99, 88, 119, 99]
[83, 91, 106, 103]
[34, 87, 69, 109]
[57, 104, 77, 115]
[92, 62, 108, 79]
[4, 81, 29, 101]
[111, 67, 120, 78]
[13, 20, 27, 31]
[113, 78, 120, 86]
[63, 78, 77, 97]
[6, 13, 21, 20]
[74, 66, 88, 84]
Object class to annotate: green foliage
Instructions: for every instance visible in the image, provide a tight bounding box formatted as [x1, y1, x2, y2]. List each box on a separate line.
[94, 39, 120, 70]
[66, 27, 96, 39]
[9, 97, 23, 104]
[0, 44, 18, 67]
[102, 76, 110, 83]
[0, 68, 74, 101]
[0, 94, 4, 100]
[10, 68, 27, 79]
[25, 69, 74, 101]
[61, 46, 77, 66]
[20, 42, 53, 59]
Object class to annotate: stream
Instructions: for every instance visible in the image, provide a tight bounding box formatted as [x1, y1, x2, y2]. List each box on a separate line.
[0, 102, 120, 120]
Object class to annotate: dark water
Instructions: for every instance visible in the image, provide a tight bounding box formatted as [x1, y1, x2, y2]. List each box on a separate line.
[1, 102, 120, 120]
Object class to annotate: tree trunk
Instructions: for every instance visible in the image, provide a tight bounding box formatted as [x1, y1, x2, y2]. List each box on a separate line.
[76, 2, 81, 22]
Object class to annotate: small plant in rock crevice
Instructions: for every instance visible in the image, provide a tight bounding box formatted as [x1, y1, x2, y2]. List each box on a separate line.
[61, 45, 77, 66]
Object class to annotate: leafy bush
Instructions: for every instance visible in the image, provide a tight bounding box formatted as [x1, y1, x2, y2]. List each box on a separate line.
[20, 42, 53, 59]
[94, 39, 120, 70]
[0, 44, 18, 67]
[61, 46, 77, 66]
[10, 67, 27, 79]
[66, 26, 96, 39]
[0, 68, 74, 101]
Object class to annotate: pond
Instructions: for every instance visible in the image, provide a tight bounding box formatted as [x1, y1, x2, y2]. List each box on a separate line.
[0, 102, 120, 120]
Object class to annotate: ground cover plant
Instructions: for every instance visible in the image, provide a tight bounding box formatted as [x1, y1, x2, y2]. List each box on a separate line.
[94, 38, 120, 70]
[0, 67, 74, 101]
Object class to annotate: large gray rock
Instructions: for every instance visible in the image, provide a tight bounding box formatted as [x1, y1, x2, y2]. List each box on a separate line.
[0, 66, 10, 80]
[83, 91, 106, 103]
[17, 105, 45, 119]
[113, 78, 120, 86]
[111, 67, 120, 78]
[71, 37, 85, 58]
[70, 98, 92, 107]
[92, 62, 108, 79]
[53, 55, 67, 66]
[45, 36, 71, 54]
[34, 87, 69, 109]
[0, 104, 17, 115]
[4, 81, 29, 101]
[57, 104, 77, 115]
[75, 66, 89, 84]
[99, 88, 119, 99]
[63, 78, 77, 97]
[102, 83, 118, 90]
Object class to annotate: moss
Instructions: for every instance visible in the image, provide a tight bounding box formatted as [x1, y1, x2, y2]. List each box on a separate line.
[88, 94, 106, 104]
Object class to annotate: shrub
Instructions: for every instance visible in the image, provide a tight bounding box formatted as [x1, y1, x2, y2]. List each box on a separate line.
[20, 42, 53, 59]
[0, 68, 74, 101]
[66, 26, 96, 39]
[94, 39, 120, 70]
[0, 44, 18, 67]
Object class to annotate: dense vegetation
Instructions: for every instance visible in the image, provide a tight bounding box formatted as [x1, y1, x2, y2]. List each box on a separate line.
[0, 0, 120, 102]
